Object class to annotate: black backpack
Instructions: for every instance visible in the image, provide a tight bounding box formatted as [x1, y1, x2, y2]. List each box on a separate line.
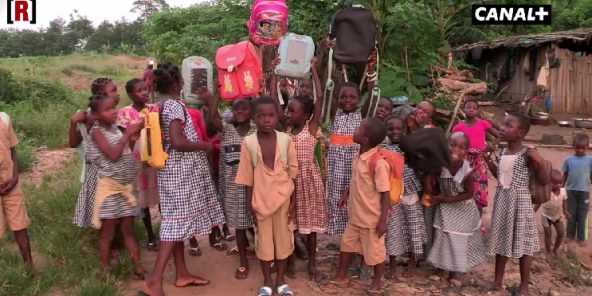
[330, 7, 377, 65]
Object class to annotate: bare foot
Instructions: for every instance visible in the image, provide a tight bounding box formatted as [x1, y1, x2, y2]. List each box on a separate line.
[174, 275, 210, 288]
[144, 276, 164, 296]
[519, 284, 531, 296]
[384, 266, 397, 281]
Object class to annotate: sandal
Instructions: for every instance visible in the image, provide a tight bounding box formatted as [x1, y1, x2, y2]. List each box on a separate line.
[188, 246, 202, 256]
[210, 241, 228, 251]
[257, 286, 273, 296]
[235, 266, 249, 280]
[366, 289, 383, 295]
[448, 279, 462, 287]
[277, 284, 294, 296]
[224, 233, 236, 242]
[226, 246, 239, 256]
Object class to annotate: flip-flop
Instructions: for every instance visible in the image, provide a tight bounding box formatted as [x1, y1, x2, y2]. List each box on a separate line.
[210, 241, 228, 251]
[174, 277, 210, 288]
[366, 289, 383, 295]
[448, 279, 462, 287]
[235, 266, 249, 280]
[322, 280, 350, 289]
[257, 286, 273, 296]
[226, 246, 239, 256]
[277, 284, 294, 296]
[224, 233, 236, 241]
[188, 247, 202, 256]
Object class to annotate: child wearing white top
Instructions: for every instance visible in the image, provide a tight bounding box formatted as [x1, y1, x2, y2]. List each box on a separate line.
[535, 169, 569, 256]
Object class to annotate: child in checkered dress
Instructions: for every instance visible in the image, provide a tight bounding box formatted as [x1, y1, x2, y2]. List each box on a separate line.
[203, 90, 257, 280]
[326, 83, 363, 237]
[144, 64, 225, 295]
[382, 116, 426, 279]
[426, 132, 486, 287]
[485, 113, 548, 296]
[285, 95, 327, 280]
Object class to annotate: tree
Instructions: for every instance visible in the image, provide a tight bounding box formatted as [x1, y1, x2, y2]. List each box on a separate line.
[65, 13, 95, 50]
[131, 0, 170, 19]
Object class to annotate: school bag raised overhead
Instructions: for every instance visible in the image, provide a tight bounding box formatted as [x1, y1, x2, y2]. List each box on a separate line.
[275, 33, 315, 79]
[215, 40, 263, 101]
[329, 6, 376, 65]
[181, 56, 213, 107]
[247, 0, 288, 46]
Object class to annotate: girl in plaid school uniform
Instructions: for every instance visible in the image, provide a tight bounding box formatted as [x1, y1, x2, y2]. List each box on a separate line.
[143, 64, 225, 296]
[285, 94, 327, 280]
[485, 113, 548, 296]
[382, 116, 426, 279]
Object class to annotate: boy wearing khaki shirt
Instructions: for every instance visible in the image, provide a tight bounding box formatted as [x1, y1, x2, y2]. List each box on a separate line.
[235, 98, 298, 296]
[0, 113, 32, 271]
[332, 117, 390, 293]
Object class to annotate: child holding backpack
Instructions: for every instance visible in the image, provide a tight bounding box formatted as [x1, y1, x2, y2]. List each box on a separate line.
[116, 78, 159, 251]
[87, 93, 144, 277]
[326, 56, 377, 238]
[235, 97, 298, 296]
[143, 64, 225, 296]
[202, 89, 257, 280]
[485, 113, 548, 296]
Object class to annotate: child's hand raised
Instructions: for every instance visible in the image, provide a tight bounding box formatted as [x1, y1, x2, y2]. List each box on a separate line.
[367, 51, 377, 69]
[70, 110, 87, 124]
[311, 57, 318, 68]
[271, 57, 281, 69]
[197, 88, 215, 104]
[526, 146, 543, 164]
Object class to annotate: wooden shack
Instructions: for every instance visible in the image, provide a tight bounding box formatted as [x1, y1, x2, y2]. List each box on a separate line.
[453, 28, 592, 115]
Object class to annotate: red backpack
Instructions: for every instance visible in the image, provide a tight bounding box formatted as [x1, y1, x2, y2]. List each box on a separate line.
[215, 41, 263, 101]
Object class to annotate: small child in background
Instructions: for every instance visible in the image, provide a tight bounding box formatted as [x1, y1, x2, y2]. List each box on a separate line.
[452, 100, 499, 214]
[116, 78, 159, 251]
[535, 170, 569, 256]
[87, 94, 143, 277]
[285, 94, 327, 280]
[203, 90, 256, 280]
[235, 97, 298, 296]
[331, 117, 390, 293]
[374, 96, 394, 122]
[426, 132, 486, 287]
[0, 111, 33, 271]
[485, 113, 548, 296]
[383, 116, 426, 279]
[407, 100, 437, 133]
[562, 133, 592, 244]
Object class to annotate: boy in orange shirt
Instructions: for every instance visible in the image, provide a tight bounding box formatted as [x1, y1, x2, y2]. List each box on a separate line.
[235, 97, 299, 296]
[331, 117, 390, 293]
[0, 112, 32, 271]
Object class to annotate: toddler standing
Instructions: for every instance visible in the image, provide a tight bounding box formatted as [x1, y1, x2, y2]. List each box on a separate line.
[535, 170, 569, 255]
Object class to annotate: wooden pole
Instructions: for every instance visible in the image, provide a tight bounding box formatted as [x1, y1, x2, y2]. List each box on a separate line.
[446, 92, 465, 135]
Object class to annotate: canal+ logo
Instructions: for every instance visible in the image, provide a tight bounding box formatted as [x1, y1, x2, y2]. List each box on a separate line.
[5, 0, 36, 24]
[472, 4, 551, 25]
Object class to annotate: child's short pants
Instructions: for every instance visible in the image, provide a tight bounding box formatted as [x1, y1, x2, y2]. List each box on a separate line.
[0, 184, 30, 238]
[255, 200, 294, 261]
[341, 223, 386, 266]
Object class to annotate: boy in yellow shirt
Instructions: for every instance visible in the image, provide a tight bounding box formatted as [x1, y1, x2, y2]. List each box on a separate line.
[0, 112, 32, 271]
[332, 117, 390, 293]
[235, 97, 298, 296]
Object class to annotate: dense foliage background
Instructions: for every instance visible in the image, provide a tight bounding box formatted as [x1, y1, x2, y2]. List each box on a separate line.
[1, 0, 592, 101]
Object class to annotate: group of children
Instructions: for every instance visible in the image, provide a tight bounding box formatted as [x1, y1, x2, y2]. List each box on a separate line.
[0, 51, 572, 296]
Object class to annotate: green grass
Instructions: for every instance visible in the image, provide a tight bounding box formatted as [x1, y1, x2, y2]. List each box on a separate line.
[0, 161, 147, 296]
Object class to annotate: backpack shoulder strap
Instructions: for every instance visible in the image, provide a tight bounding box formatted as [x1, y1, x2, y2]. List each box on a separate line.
[367, 148, 384, 180]
[276, 131, 290, 167]
[0, 112, 10, 129]
[245, 134, 259, 167]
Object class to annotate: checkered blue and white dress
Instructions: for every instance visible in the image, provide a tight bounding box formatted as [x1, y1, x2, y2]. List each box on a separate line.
[326, 109, 361, 236]
[219, 122, 256, 230]
[488, 148, 539, 258]
[383, 144, 426, 258]
[73, 155, 98, 228]
[87, 123, 139, 220]
[426, 161, 486, 272]
[158, 99, 226, 242]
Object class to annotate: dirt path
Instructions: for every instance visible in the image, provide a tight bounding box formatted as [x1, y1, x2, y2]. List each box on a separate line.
[22, 148, 76, 186]
[123, 139, 592, 296]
